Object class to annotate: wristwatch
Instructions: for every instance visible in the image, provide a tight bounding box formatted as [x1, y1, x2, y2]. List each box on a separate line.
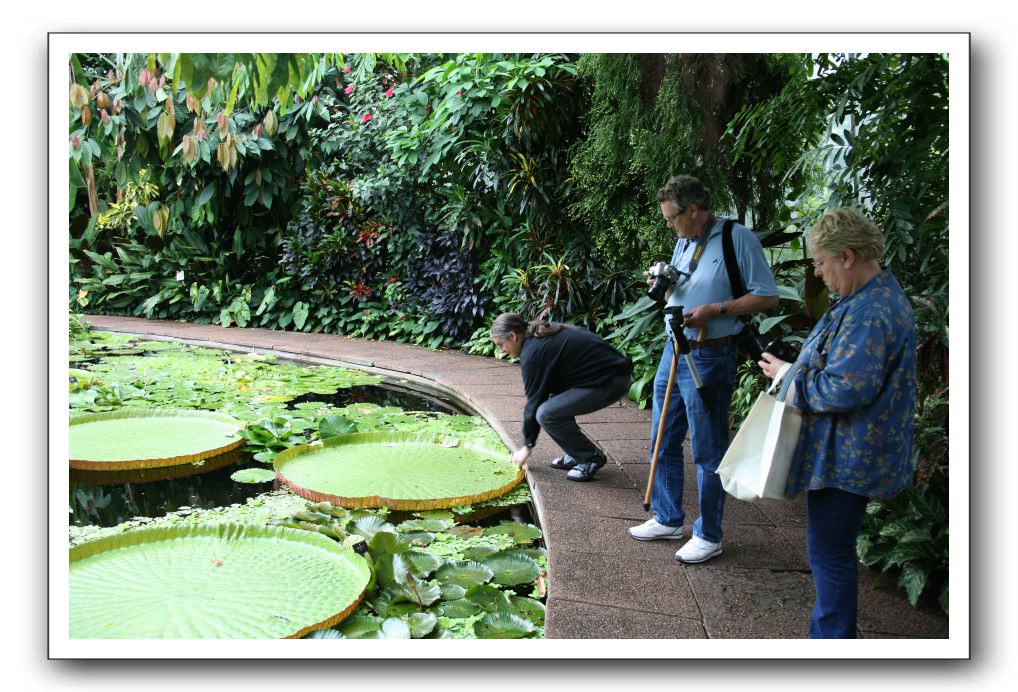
[718, 301, 728, 315]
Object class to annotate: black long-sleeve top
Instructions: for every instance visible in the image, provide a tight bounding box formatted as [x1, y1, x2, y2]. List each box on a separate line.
[519, 326, 633, 447]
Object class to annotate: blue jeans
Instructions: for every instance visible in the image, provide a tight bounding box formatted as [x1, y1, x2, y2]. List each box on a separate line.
[649, 338, 736, 543]
[536, 373, 631, 463]
[806, 487, 869, 638]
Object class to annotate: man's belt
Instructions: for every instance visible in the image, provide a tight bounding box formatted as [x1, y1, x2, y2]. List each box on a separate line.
[689, 336, 733, 349]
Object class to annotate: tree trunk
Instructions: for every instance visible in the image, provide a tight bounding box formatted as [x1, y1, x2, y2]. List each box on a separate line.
[84, 165, 99, 217]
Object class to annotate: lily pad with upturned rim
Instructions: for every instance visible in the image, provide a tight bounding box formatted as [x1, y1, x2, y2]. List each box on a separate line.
[70, 523, 370, 639]
[70, 409, 244, 471]
[274, 432, 523, 510]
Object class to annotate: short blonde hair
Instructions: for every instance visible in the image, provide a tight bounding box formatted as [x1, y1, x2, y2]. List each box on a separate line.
[807, 207, 885, 262]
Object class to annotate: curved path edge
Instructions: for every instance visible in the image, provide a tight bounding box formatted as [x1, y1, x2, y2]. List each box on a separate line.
[77, 315, 948, 640]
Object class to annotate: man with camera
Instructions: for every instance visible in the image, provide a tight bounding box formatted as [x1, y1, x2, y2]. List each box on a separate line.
[630, 174, 779, 564]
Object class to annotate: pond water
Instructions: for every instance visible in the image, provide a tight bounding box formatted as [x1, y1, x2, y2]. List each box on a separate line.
[70, 381, 467, 528]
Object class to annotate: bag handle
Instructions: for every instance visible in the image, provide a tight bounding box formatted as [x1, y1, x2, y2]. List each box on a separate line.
[766, 361, 803, 402]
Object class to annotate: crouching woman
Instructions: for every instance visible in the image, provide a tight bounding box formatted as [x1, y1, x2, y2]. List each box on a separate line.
[490, 313, 633, 482]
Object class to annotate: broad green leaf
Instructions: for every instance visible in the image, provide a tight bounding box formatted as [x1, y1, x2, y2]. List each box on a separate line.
[465, 583, 514, 612]
[408, 612, 438, 638]
[437, 598, 480, 618]
[379, 617, 411, 639]
[511, 597, 545, 625]
[70, 409, 243, 470]
[70, 523, 370, 638]
[434, 560, 494, 588]
[483, 521, 543, 544]
[319, 414, 357, 439]
[473, 612, 534, 639]
[273, 432, 523, 510]
[229, 467, 277, 484]
[482, 551, 542, 586]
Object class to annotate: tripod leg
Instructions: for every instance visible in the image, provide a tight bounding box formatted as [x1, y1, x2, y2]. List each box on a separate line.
[643, 335, 679, 512]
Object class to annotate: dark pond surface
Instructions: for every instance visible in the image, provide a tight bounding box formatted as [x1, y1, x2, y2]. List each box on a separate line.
[69, 380, 470, 528]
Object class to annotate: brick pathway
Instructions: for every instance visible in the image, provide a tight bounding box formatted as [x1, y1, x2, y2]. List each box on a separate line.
[80, 315, 949, 639]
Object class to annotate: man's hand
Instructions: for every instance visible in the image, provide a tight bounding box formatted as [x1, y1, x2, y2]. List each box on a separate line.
[681, 304, 717, 330]
[511, 446, 531, 466]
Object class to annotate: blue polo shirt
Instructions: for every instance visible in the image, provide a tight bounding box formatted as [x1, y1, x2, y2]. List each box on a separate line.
[664, 217, 778, 341]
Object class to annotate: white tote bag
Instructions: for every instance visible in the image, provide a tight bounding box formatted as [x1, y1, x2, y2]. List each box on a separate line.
[717, 362, 803, 502]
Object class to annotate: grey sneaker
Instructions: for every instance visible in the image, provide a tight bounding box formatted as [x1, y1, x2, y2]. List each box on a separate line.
[675, 536, 723, 563]
[629, 518, 683, 541]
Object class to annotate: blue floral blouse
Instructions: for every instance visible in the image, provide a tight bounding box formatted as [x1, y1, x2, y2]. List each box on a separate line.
[786, 269, 917, 500]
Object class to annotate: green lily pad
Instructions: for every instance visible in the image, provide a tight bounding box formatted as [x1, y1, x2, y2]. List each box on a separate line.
[434, 560, 494, 588]
[230, 468, 278, 484]
[274, 432, 524, 510]
[70, 523, 371, 638]
[482, 551, 542, 586]
[483, 521, 543, 544]
[511, 597, 546, 625]
[473, 611, 535, 639]
[70, 409, 244, 470]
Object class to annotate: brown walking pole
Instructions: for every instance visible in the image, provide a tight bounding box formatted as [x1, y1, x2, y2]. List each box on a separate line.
[643, 332, 680, 512]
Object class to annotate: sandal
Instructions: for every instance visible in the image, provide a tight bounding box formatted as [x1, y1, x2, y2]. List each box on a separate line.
[549, 454, 578, 470]
[566, 455, 607, 482]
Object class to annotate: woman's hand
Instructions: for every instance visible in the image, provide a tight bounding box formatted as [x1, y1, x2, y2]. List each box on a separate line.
[511, 446, 531, 466]
[758, 351, 790, 380]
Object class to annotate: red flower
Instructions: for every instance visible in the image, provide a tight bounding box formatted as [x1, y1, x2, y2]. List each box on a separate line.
[455, 89, 462, 95]
[389, 276, 398, 283]
[362, 112, 371, 123]
[401, 316, 408, 321]
[342, 65, 351, 74]
[344, 84, 354, 95]
[385, 87, 394, 98]
[349, 282, 373, 299]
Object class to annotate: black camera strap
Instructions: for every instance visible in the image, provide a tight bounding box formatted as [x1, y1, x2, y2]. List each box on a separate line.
[721, 218, 746, 300]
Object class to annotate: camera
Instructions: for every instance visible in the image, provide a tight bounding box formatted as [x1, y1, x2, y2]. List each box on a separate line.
[733, 323, 800, 364]
[647, 262, 681, 302]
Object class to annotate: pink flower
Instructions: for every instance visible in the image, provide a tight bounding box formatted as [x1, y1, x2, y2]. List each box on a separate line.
[344, 84, 354, 95]
[385, 87, 394, 98]
[362, 113, 371, 123]
[342, 65, 351, 73]
[455, 90, 462, 95]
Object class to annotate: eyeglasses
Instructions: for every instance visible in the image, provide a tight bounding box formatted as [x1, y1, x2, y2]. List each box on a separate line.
[664, 205, 693, 224]
[811, 253, 840, 269]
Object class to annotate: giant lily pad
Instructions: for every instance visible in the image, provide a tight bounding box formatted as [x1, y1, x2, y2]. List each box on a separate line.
[273, 432, 523, 510]
[70, 409, 244, 471]
[70, 523, 370, 639]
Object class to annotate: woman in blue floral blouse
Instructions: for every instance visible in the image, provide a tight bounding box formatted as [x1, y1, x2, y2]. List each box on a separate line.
[759, 207, 917, 639]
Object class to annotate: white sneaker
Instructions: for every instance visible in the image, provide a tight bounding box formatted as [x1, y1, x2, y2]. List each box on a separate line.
[629, 518, 683, 541]
[675, 536, 723, 564]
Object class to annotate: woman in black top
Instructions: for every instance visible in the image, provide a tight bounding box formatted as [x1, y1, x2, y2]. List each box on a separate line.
[490, 313, 633, 482]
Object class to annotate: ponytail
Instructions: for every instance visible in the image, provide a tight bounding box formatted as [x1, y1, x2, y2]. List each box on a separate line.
[490, 313, 569, 341]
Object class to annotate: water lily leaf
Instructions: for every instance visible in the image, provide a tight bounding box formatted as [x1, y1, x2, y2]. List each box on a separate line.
[511, 597, 546, 625]
[305, 628, 347, 639]
[397, 518, 453, 532]
[230, 468, 277, 484]
[352, 515, 395, 542]
[463, 545, 499, 561]
[402, 531, 436, 546]
[446, 525, 484, 538]
[484, 521, 543, 544]
[415, 510, 455, 521]
[398, 578, 441, 607]
[473, 612, 535, 639]
[274, 432, 524, 510]
[408, 612, 438, 638]
[319, 414, 357, 439]
[482, 552, 542, 586]
[437, 598, 480, 618]
[368, 528, 411, 556]
[465, 583, 514, 612]
[380, 617, 411, 639]
[339, 614, 382, 638]
[70, 523, 370, 638]
[434, 560, 494, 588]
[440, 583, 467, 601]
[405, 551, 443, 577]
[70, 409, 244, 470]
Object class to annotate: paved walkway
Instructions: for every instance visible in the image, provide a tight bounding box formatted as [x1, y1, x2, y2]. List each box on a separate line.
[80, 315, 948, 639]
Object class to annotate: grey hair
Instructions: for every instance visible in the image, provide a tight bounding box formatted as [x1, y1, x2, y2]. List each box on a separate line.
[656, 174, 712, 211]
